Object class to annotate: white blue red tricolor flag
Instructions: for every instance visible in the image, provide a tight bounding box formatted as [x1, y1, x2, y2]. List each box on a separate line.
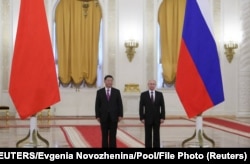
[175, 0, 224, 118]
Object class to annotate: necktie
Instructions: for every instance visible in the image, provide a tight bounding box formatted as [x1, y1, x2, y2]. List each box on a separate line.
[107, 89, 110, 101]
[150, 91, 154, 103]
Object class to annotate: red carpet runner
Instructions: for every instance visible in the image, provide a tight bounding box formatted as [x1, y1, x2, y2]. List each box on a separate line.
[203, 117, 250, 133]
[201, 117, 250, 138]
[61, 125, 144, 148]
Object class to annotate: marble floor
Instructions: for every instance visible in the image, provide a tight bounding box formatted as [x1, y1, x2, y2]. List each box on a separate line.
[0, 115, 249, 148]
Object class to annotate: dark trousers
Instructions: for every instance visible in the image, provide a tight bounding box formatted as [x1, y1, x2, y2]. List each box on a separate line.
[144, 122, 160, 148]
[100, 114, 118, 148]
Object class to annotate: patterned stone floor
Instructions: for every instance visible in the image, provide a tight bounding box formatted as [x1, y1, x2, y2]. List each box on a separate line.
[0, 116, 249, 148]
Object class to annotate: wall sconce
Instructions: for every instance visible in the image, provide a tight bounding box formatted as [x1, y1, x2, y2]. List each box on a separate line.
[125, 40, 139, 62]
[224, 41, 238, 63]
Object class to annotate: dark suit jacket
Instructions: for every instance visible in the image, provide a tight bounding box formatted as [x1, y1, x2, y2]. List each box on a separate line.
[95, 87, 123, 122]
[139, 90, 165, 124]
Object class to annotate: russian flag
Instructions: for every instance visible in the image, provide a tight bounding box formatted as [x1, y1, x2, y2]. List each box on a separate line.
[175, 0, 224, 118]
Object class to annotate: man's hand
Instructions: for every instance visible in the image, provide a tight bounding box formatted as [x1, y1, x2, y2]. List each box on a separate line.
[96, 117, 100, 122]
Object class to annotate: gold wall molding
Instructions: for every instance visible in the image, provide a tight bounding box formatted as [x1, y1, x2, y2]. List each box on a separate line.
[124, 83, 140, 92]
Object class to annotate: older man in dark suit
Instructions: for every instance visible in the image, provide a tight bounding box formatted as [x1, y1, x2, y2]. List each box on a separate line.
[95, 75, 123, 148]
[139, 79, 165, 148]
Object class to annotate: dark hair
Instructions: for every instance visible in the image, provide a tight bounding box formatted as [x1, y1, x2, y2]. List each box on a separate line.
[104, 75, 113, 80]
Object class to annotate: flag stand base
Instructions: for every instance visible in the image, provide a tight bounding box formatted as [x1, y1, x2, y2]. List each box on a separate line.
[181, 114, 215, 148]
[16, 115, 49, 148]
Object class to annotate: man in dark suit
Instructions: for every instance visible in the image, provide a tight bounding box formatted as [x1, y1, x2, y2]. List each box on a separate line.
[139, 79, 165, 148]
[95, 75, 123, 148]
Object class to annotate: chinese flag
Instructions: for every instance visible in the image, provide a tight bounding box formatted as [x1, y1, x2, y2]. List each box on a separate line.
[9, 0, 60, 119]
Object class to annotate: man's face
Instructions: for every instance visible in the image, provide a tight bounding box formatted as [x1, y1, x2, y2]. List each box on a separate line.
[148, 80, 156, 90]
[105, 77, 113, 88]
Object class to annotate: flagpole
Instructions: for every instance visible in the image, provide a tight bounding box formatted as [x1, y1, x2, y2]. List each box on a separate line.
[16, 114, 49, 148]
[181, 113, 215, 147]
